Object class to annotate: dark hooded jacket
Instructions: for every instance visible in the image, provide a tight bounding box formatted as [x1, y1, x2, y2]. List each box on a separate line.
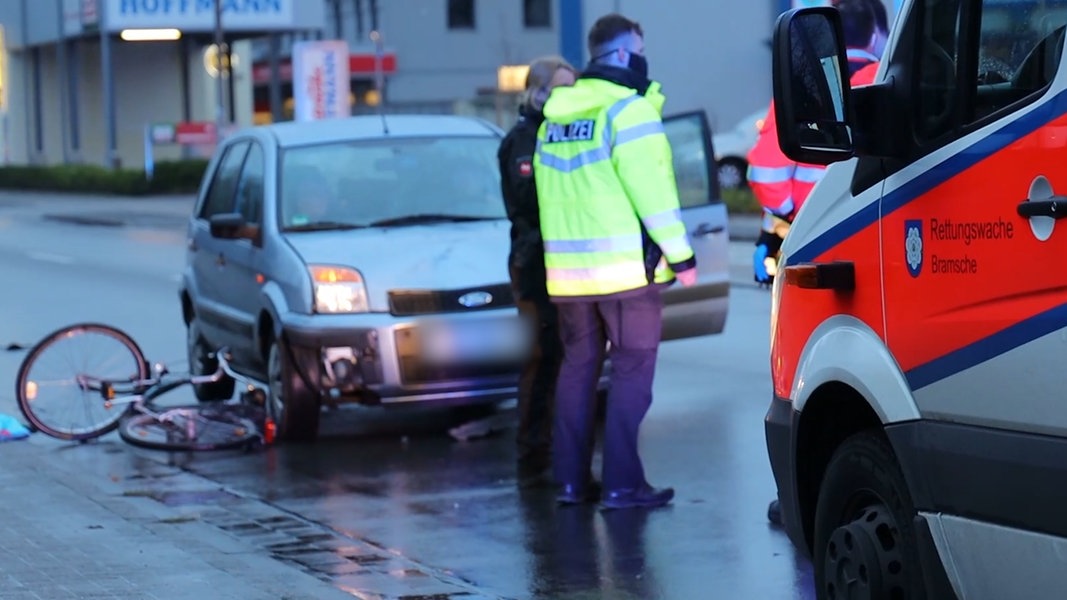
[498, 104, 548, 295]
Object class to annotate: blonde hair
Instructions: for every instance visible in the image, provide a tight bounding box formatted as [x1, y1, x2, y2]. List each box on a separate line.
[522, 55, 578, 107]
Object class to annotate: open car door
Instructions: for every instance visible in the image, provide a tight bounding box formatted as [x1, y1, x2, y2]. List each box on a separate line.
[659, 110, 731, 340]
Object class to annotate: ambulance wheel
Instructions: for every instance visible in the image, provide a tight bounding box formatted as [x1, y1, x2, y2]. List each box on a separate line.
[813, 432, 925, 600]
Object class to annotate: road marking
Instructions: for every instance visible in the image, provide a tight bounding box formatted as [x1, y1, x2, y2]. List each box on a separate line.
[26, 251, 74, 265]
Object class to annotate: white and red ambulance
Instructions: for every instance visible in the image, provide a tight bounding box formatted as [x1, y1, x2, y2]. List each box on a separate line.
[766, 1, 1067, 598]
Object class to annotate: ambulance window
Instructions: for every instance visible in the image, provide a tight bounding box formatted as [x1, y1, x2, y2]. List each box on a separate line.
[914, 0, 964, 141]
[972, 1, 1067, 122]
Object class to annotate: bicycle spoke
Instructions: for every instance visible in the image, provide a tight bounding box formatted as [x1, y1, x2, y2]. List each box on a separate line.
[120, 406, 258, 451]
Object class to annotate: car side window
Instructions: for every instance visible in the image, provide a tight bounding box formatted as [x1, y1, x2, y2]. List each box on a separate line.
[663, 112, 722, 209]
[199, 141, 250, 220]
[913, 0, 964, 142]
[973, 2, 1067, 122]
[234, 142, 265, 226]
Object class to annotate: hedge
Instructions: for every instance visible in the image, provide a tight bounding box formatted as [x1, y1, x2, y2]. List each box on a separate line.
[0, 159, 209, 196]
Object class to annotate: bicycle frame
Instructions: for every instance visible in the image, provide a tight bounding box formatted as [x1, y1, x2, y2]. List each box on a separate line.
[77, 348, 263, 411]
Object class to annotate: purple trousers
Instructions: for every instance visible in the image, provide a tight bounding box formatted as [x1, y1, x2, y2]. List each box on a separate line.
[552, 285, 663, 492]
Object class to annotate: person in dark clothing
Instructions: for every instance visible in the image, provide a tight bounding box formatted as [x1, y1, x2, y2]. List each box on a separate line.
[497, 56, 578, 489]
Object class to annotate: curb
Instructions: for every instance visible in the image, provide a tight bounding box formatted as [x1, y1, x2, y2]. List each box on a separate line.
[43, 213, 125, 227]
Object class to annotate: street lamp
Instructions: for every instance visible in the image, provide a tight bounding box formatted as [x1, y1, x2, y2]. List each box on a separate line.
[214, 0, 225, 142]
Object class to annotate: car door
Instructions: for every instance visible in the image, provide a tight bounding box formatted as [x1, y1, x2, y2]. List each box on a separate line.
[659, 110, 730, 340]
[223, 140, 269, 368]
[189, 139, 251, 353]
[878, 0, 1067, 595]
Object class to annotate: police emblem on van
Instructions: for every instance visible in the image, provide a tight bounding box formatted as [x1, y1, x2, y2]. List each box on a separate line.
[905, 220, 923, 278]
[458, 291, 493, 308]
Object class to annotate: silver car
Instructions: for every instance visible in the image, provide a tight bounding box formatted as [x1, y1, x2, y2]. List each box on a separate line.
[179, 113, 729, 442]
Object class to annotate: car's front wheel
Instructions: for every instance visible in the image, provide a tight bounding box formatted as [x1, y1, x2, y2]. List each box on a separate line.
[813, 431, 926, 600]
[187, 318, 235, 402]
[266, 336, 321, 442]
[717, 158, 748, 190]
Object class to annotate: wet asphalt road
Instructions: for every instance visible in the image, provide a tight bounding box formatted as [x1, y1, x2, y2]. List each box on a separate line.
[0, 194, 814, 599]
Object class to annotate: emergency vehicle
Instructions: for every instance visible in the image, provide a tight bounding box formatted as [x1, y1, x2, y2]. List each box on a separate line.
[765, 1, 1067, 598]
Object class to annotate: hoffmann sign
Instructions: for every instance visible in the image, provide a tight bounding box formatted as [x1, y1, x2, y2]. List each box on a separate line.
[106, 0, 300, 31]
[292, 40, 351, 122]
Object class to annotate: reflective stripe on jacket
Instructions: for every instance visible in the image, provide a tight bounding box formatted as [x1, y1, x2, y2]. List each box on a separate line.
[747, 108, 823, 220]
[534, 71, 695, 299]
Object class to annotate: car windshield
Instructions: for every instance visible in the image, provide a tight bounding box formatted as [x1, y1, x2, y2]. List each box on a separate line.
[279, 136, 505, 230]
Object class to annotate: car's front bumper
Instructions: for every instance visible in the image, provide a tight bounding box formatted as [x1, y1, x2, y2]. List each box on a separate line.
[765, 393, 809, 557]
[280, 309, 525, 406]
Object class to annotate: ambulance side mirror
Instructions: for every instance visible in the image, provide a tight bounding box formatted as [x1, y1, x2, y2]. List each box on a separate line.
[772, 7, 855, 165]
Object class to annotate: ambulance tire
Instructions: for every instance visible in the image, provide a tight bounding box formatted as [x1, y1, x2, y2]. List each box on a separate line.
[813, 431, 926, 600]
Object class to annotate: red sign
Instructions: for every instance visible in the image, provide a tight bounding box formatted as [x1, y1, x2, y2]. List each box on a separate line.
[174, 122, 217, 145]
[81, 0, 98, 27]
[252, 53, 397, 85]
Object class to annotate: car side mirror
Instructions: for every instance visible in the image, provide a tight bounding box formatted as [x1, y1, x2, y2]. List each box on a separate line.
[773, 7, 855, 165]
[209, 212, 249, 239]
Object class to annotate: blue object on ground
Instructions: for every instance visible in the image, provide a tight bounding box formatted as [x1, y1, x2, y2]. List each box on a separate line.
[0, 414, 30, 441]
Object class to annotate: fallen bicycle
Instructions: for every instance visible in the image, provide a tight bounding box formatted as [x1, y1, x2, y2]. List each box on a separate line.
[15, 322, 271, 451]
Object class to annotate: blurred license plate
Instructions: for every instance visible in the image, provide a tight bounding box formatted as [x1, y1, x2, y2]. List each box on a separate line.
[419, 318, 529, 364]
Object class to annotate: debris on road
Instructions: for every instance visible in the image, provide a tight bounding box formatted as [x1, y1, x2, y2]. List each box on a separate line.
[0, 414, 30, 441]
[448, 408, 516, 442]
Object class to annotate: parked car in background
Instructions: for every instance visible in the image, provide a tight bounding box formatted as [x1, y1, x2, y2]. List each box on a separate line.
[179, 112, 730, 442]
[711, 109, 768, 191]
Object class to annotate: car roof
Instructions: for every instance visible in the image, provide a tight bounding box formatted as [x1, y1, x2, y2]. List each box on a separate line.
[252, 114, 503, 148]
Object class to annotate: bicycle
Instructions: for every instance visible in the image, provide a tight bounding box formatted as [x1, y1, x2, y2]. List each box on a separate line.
[15, 322, 268, 451]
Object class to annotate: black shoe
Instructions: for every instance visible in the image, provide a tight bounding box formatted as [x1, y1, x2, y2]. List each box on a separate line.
[556, 480, 602, 505]
[767, 499, 782, 525]
[599, 484, 674, 510]
[518, 468, 556, 490]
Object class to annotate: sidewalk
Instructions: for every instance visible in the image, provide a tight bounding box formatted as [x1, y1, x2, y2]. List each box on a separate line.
[0, 436, 495, 600]
[0, 437, 355, 599]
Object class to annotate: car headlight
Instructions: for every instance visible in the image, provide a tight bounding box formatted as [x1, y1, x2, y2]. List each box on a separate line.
[308, 265, 369, 313]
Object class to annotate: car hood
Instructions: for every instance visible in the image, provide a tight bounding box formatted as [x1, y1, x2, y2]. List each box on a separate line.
[283, 220, 513, 313]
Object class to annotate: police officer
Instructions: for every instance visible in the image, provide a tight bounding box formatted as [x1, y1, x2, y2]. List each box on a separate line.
[748, 0, 889, 287]
[534, 13, 697, 509]
[497, 56, 578, 489]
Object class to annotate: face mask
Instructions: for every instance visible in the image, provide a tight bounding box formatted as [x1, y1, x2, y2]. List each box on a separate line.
[628, 51, 649, 79]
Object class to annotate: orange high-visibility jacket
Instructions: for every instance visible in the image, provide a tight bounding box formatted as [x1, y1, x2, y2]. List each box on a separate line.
[747, 54, 880, 223]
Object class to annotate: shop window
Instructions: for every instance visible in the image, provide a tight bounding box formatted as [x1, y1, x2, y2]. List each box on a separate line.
[448, 0, 475, 29]
[524, 0, 551, 28]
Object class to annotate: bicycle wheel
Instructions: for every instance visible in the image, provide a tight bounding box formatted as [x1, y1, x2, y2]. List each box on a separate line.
[118, 406, 259, 451]
[16, 323, 147, 441]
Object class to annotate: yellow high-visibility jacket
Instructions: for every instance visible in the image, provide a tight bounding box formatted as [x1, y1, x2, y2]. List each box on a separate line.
[534, 71, 696, 299]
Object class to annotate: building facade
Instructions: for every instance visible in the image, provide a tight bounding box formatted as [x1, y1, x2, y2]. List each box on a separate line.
[0, 0, 899, 170]
[336, 0, 784, 131]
